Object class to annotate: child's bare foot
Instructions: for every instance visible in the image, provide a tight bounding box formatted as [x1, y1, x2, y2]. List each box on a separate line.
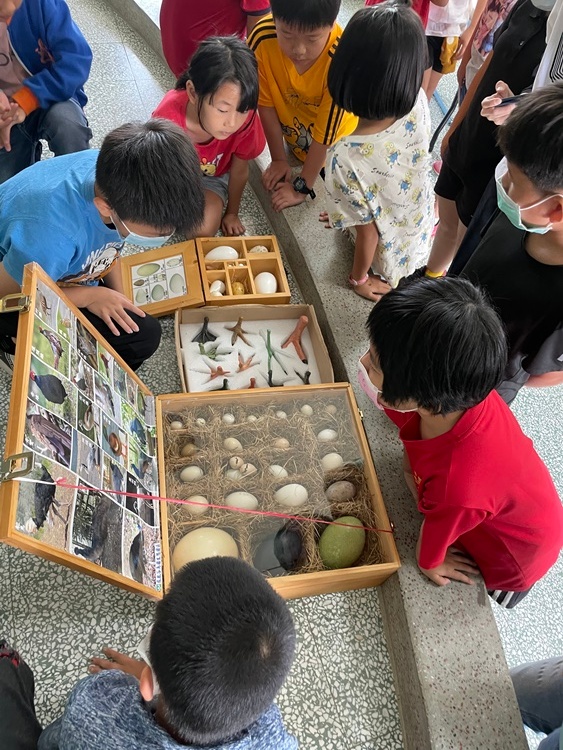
[350, 274, 390, 302]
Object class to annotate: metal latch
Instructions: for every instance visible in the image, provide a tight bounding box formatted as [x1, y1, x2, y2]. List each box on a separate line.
[0, 452, 33, 482]
[0, 294, 31, 314]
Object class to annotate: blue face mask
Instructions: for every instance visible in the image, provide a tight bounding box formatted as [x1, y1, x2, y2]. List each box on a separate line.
[495, 162, 560, 234]
[112, 215, 173, 248]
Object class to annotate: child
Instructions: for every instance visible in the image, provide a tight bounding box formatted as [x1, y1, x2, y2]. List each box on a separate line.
[359, 277, 563, 607]
[0, 120, 204, 373]
[160, 0, 271, 77]
[37, 557, 298, 749]
[248, 0, 357, 212]
[423, 0, 488, 99]
[459, 82, 563, 403]
[365, 0, 449, 29]
[153, 36, 266, 237]
[0, 0, 93, 183]
[323, 3, 434, 299]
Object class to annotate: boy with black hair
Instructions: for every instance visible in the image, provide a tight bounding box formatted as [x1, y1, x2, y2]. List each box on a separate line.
[0, 0, 93, 183]
[358, 277, 563, 608]
[459, 82, 563, 403]
[37, 557, 298, 749]
[248, 0, 357, 212]
[0, 119, 204, 372]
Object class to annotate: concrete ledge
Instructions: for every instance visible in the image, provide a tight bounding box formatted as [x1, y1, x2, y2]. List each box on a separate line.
[103, 2, 528, 747]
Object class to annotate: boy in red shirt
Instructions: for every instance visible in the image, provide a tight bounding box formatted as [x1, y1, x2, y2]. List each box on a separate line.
[358, 277, 563, 608]
[160, 0, 271, 77]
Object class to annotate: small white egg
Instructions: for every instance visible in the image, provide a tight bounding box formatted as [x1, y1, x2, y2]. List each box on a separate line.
[170, 420, 183, 430]
[274, 483, 308, 508]
[172, 528, 238, 571]
[229, 456, 244, 470]
[240, 462, 257, 477]
[268, 464, 289, 479]
[247, 415, 258, 423]
[210, 290, 224, 297]
[275, 410, 287, 419]
[196, 417, 206, 426]
[317, 428, 338, 442]
[225, 468, 242, 481]
[325, 405, 338, 416]
[300, 404, 313, 416]
[223, 437, 243, 452]
[222, 413, 236, 425]
[186, 495, 209, 517]
[248, 244, 269, 254]
[180, 443, 198, 457]
[255, 271, 278, 295]
[180, 465, 204, 483]
[205, 245, 239, 261]
[225, 491, 259, 510]
[321, 453, 344, 471]
[273, 438, 290, 449]
[209, 279, 226, 294]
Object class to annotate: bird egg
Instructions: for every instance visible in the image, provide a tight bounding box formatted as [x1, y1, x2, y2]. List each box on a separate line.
[300, 404, 313, 416]
[180, 465, 204, 482]
[275, 410, 287, 419]
[273, 438, 290, 449]
[209, 280, 226, 294]
[274, 484, 308, 508]
[223, 437, 242, 452]
[317, 428, 338, 442]
[170, 420, 183, 430]
[180, 442, 197, 457]
[225, 491, 259, 510]
[186, 495, 209, 517]
[254, 272, 278, 294]
[321, 453, 344, 471]
[240, 462, 257, 477]
[205, 245, 239, 261]
[229, 456, 244, 469]
[196, 417, 206, 426]
[269, 464, 289, 479]
[222, 413, 236, 424]
[247, 415, 258, 422]
[172, 528, 239, 571]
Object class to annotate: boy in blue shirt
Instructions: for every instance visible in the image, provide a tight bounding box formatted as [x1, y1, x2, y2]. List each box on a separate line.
[0, 0, 93, 182]
[0, 557, 298, 750]
[0, 118, 204, 371]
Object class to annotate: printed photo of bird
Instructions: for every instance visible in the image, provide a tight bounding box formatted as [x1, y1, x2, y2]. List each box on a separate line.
[27, 414, 72, 467]
[39, 327, 64, 368]
[24, 465, 69, 535]
[30, 371, 68, 405]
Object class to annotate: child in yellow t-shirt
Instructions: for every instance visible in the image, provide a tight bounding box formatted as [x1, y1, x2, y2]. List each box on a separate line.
[248, 0, 357, 211]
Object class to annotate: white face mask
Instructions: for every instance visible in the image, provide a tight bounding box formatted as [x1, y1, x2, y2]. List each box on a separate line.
[357, 351, 419, 413]
[137, 627, 160, 696]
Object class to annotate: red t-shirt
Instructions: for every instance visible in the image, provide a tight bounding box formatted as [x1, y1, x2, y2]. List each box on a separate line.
[160, 0, 271, 76]
[386, 391, 563, 591]
[365, 0, 430, 27]
[152, 89, 266, 177]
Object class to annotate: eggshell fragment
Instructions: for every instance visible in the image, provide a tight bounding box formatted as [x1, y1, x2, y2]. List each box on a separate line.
[172, 528, 239, 571]
[240, 462, 257, 477]
[274, 483, 308, 508]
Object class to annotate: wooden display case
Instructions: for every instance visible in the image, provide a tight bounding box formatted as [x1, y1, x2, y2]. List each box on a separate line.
[174, 304, 334, 393]
[120, 241, 205, 317]
[0, 264, 399, 601]
[196, 236, 291, 306]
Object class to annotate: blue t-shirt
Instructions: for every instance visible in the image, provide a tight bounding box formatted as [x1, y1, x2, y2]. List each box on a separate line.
[38, 671, 299, 750]
[0, 150, 123, 286]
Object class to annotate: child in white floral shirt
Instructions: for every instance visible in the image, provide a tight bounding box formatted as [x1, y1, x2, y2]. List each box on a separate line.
[322, 2, 434, 300]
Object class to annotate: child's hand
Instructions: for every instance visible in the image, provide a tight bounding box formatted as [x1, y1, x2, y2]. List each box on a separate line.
[221, 212, 246, 236]
[480, 81, 515, 125]
[272, 181, 307, 212]
[84, 287, 145, 337]
[319, 211, 332, 228]
[263, 159, 292, 191]
[419, 547, 480, 587]
[454, 28, 471, 60]
[0, 104, 25, 151]
[89, 648, 146, 680]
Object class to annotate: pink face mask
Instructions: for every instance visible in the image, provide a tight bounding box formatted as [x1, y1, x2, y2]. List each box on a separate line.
[357, 351, 419, 413]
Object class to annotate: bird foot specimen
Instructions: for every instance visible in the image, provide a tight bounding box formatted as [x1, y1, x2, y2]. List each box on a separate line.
[209, 378, 230, 391]
[259, 329, 289, 375]
[206, 364, 231, 382]
[295, 369, 311, 385]
[237, 352, 257, 372]
[282, 316, 309, 363]
[198, 342, 230, 361]
[192, 317, 218, 344]
[226, 317, 251, 346]
[248, 377, 257, 389]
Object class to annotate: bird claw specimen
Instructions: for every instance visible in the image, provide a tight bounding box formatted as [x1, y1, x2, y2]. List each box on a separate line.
[192, 316, 218, 344]
[295, 369, 311, 385]
[261, 369, 291, 388]
[282, 316, 309, 363]
[226, 317, 251, 346]
[198, 342, 231, 361]
[209, 378, 230, 391]
[237, 352, 258, 372]
[259, 329, 289, 375]
[205, 364, 231, 382]
[248, 377, 257, 389]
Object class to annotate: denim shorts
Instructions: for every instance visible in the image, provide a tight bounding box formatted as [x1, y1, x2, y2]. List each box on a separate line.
[201, 172, 230, 206]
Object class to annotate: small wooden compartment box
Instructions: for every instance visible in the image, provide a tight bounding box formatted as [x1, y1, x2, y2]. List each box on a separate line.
[120, 240, 205, 317]
[174, 304, 334, 393]
[0, 265, 399, 601]
[196, 236, 291, 306]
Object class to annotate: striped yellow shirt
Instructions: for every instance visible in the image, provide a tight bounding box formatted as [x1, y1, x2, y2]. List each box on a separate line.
[248, 16, 357, 161]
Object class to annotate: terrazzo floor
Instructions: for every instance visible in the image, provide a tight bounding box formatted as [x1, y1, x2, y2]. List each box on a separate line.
[0, 1, 561, 749]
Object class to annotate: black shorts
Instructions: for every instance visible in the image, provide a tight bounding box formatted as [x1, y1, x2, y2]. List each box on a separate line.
[434, 157, 482, 227]
[426, 35, 459, 74]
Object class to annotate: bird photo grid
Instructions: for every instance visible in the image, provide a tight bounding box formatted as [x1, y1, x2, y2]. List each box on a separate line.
[15, 279, 162, 591]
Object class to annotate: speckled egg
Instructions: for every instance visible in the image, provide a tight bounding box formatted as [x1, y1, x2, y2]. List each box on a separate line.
[325, 481, 357, 503]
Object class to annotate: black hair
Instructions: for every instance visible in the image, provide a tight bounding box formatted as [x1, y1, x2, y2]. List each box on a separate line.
[328, 2, 426, 120]
[175, 36, 259, 121]
[149, 557, 296, 745]
[366, 277, 508, 414]
[497, 81, 563, 193]
[270, 0, 340, 31]
[96, 120, 204, 235]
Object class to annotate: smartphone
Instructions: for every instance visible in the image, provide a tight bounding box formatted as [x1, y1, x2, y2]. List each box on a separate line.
[494, 94, 527, 108]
